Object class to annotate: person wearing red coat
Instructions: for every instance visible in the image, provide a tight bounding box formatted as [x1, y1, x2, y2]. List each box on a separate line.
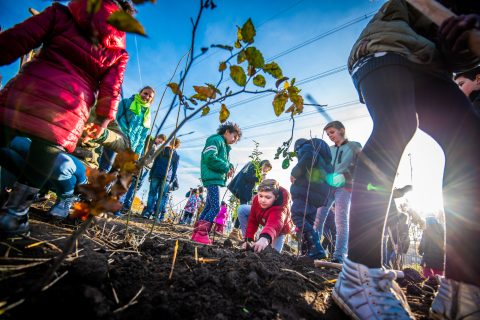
[0, 0, 132, 237]
[240, 179, 292, 253]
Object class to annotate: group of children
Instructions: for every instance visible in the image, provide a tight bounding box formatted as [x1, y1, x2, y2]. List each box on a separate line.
[1, 0, 479, 319]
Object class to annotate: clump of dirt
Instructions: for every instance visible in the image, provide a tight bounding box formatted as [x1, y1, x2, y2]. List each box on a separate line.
[0, 207, 432, 320]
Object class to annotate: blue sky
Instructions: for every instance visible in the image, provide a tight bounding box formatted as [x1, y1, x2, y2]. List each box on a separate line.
[0, 0, 445, 215]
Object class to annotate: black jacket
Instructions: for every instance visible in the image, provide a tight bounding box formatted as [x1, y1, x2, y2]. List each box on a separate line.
[227, 161, 258, 204]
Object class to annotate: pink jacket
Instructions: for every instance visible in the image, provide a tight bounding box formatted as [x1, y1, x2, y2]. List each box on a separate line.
[0, 0, 128, 152]
[214, 205, 229, 226]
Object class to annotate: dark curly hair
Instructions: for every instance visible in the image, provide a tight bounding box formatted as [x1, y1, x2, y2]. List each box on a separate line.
[217, 122, 242, 140]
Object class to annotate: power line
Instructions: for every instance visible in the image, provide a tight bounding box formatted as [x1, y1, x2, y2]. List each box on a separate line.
[180, 99, 362, 146]
[267, 11, 376, 62]
[154, 0, 307, 90]
[151, 9, 374, 112]
[180, 112, 370, 151]
[162, 64, 349, 131]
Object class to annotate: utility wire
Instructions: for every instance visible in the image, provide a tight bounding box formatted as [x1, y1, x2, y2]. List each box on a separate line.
[151, 9, 375, 111]
[180, 100, 362, 146]
[162, 64, 348, 131]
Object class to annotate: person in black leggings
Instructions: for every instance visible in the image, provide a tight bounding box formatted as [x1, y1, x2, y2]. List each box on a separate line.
[332, 1, 480, 319]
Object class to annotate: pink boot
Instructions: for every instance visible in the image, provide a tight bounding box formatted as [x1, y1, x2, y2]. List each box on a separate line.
[191, 220, 212, 245]
[214, 223, 224, 236]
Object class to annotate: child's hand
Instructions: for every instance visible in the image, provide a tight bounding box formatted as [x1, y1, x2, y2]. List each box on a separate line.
[439, 14, 480, 54]
[252, 237, 269, 253]
[83, 123, 105, 142]
[241, 240, 253, 251]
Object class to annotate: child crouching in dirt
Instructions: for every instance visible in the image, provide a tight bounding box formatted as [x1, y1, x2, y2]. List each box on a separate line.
[192, 122, 242, 245]
[213, 201, 228, 235]
[0, 0, 132, 237]
[239, 179, 293, 253]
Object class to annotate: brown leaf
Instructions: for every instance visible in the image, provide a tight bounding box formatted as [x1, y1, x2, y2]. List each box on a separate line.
[219, 104, 230, 123]
[193, 86, 216, 99]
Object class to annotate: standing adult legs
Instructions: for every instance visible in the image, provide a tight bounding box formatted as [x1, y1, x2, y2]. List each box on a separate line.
[348, 65, 417, 267]
[414, 73, 480, 286]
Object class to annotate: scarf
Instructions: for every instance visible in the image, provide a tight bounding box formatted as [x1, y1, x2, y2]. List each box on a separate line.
[129, 94, 151, 128]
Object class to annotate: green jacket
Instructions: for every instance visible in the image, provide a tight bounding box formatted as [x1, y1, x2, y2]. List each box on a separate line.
[200, 134, 232, 187]
[72, 114, 130, 169]
[348, 0, 479, 72]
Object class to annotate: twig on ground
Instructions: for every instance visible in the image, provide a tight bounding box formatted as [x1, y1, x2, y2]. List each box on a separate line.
[108, 272, 120, 304]
[0, 299, 25, 315]
[314, 260, 342, 270]
[113, 286, 144, 313]
[41, 270, 68, 292]
[168, 240, 179, 280]
[280, 267, 327, 286]
[0, 260, 48, 272]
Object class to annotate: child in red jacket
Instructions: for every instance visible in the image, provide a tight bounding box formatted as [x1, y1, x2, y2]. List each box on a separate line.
[240, 179, 292, 253]
[0, 0, 132, 237]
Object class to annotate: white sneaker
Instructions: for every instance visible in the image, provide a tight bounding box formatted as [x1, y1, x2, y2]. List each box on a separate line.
[430, 277, 480, 320]
[332, 258, 414, 320]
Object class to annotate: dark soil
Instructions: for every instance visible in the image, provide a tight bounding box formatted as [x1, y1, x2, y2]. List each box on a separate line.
[0, 205, 433, 320]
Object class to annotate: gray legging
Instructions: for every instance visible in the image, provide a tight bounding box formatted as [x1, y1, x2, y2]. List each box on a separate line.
[348, 62, 480, 286]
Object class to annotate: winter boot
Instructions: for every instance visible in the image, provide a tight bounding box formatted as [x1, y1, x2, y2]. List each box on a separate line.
[0, 182, 39, 237]
[214, 223, 225, 236]
[48, 194, 78, 219]
[304, 231, 328, 260]
[191, 220, 212, 245]
[332, 258, 414, 320]
[228, 228, 243, 241]
[430, 277, 480, 320]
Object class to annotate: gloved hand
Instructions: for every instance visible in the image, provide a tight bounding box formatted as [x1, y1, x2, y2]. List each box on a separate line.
[326, 173, 345, 187]
[438, 14, 480, 54]
[252, 237, 269, 253]
[83, 123, 105, 142]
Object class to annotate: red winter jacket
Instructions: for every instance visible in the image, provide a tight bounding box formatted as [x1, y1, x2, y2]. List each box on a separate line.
[0, 0, 128, 152]
[245, 186, 293, 242]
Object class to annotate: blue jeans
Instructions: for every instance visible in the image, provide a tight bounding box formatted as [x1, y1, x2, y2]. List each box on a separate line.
[50, 153, 88, 196]
[315, 187, 351, 261]
[237, 204, 286, 253]
[3, 137, 87, 197]
[237, 204, 251, 236]
[122, 168, 149, 209]
[98, 147, 116, 173]
[290, 199, 317, 234]
[198, 185, 220, 223]
[145, 177, 169, 220]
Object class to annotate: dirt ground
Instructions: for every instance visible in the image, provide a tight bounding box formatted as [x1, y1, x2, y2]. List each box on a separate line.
[0, 204, 434, 320]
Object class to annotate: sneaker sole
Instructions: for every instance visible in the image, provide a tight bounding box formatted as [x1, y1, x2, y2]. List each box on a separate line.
[332, 289, 361, 320]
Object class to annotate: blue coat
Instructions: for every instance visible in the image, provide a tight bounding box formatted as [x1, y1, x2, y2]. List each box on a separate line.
[290, 138, 333, 207]
[149, 147, 179, 183]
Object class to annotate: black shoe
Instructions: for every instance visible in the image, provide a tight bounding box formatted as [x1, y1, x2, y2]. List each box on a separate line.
[0, 212, 29, 237]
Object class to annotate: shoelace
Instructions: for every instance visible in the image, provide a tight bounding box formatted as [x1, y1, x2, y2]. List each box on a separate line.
[368, 269, 410, 318]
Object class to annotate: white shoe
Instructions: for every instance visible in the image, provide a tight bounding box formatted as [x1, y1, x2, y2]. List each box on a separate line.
[430, 277, 480, 320]
[332, 258, 414, 320]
